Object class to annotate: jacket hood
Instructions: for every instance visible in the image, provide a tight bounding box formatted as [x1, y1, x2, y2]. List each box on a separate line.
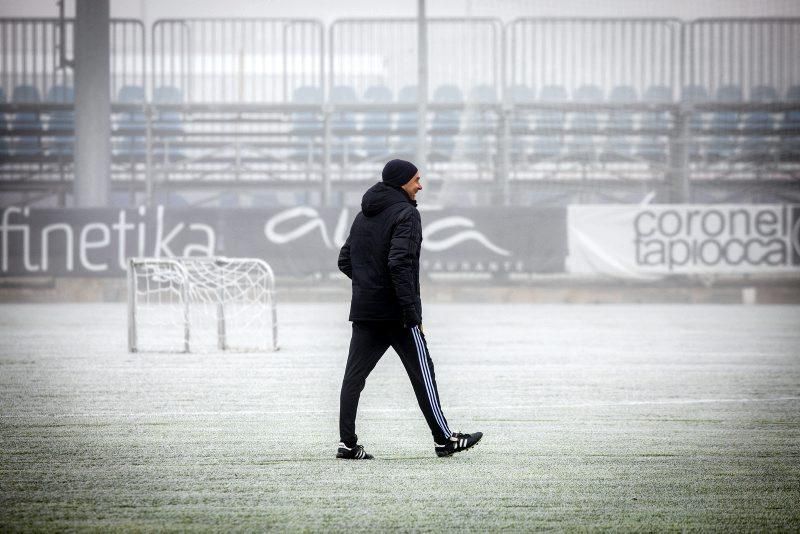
[361, 182, 415, 217]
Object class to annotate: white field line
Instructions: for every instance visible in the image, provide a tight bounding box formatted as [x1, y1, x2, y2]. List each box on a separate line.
[1, 396, 799, 419]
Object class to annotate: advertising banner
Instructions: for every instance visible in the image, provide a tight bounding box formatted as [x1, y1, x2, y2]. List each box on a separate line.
[0, 205, 567, 277]
[567, 204, 800, 278]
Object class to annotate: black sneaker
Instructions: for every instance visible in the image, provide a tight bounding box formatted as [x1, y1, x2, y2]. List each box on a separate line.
[336, 442, 374, 460]
[435, 431, 483, 457]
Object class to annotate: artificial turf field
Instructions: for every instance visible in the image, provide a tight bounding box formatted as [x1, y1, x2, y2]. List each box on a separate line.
[1, 302, 798, 531]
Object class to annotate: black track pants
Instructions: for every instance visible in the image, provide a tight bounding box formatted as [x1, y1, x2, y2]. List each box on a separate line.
[339, 321, 452, 446]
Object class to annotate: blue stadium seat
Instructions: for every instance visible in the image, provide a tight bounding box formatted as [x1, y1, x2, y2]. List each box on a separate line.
[392, 85, 418, 160]
[330, 85, 360, 163]
[11, 84, 43, 157]
[430, 84, 463, 162]
[742, 85, 778, 161]
[781, 85, 800, 161]
[0, 87, 8, 156]
[636, 85, 672, 163]
[362, 85, 392, 159]
[708, 84, 743, 161]
[532, 85, 567, 161]
[290, 85, 323, 163]
[567, 84, 603, 161]
[115, 85, 147, 162]
[463, 84, 497, 162]
[506, 84, 536, 163]
[603, 85, 637, 161]
[153, 86, 185, 163]
[45, 84, 74, 157]
[681, 85, 709, 160]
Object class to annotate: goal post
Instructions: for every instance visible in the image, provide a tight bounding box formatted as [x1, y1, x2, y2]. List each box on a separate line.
[127, 256, 278, 353]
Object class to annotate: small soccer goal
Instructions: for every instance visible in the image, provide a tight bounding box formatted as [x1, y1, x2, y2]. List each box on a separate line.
[127, 257, 278, 353]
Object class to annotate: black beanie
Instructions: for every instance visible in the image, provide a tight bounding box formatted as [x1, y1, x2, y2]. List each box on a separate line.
[382, 159, 418, 188]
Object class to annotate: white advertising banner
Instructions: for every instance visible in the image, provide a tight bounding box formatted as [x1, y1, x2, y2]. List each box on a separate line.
[567, 204, 800, 278]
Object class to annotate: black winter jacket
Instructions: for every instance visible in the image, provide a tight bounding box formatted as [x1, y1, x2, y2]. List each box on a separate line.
[338, 182, 423, 326]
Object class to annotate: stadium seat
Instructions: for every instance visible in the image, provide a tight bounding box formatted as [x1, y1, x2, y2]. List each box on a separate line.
[603, 85, 637, 161]
[152, 86, 185, 163]
[506, 84, 536, 163]
[362, 85, 392, 159]
[781, 85, 800, 162]
[532, 85, 567, 161]
[45, 85, 75, 157]
[115, 85, 147, 163]
[636, 85, 672, 163]
[290, 85, 323, 163]
[329, 85, 361, 163]
[707, 84, 743, 162]
[462, 84, 497, 162]
[392, 85, 418, 160]
[11, 84, 43, 157]
[567, 84, 603, 162]
[741, 85, 779, 161]
[430, 84, 463, 162]
[681, 85, 709, 161]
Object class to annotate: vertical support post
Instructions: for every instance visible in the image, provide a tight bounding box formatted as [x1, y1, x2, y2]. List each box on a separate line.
[669, 104, 691, 203]
[74, 0, 111, 207]
[181, 270, 190, 353]
[416, 0, 428, 170]
[269, 271, 278, 352]
[216, 259, 226, 351]
[322, 106, 332, 206]
[127, 258, 137, 352]
[145, 104, 154, 205]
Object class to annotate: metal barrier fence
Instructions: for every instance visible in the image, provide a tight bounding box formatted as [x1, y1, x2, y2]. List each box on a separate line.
[0, 18, 145, 103]
[151, 18, 324, 103]
[330, 18, 502, 100]
[683, 18, 800, 100]
[1, 17, 799, 208]
[506, 18, 681, 100]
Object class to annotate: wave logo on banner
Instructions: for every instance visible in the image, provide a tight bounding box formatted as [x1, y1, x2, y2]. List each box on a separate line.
[423, 217, 510, 256]
[264, 207, 349, 249]
[264, 208, 510, 256]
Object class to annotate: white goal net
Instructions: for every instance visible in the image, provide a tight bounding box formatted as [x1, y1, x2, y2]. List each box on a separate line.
[127, 257, 278, 352]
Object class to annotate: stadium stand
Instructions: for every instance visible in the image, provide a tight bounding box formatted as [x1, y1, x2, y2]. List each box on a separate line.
[393, 85, 418, 161]
[783, 85, 800, 162]
[1, 16, 798, 206]
[742, 85, 779, 162]
[636, 85, 672, 163]
[362, 85, 393, 160]
[430, 84, 463, 162]
[330, 85, 361, 164]
[0, 87, 7, 156]
[603, 85, 638, 161]
[707, 84, 744, 162]
[532, 85, 568, 162]
[567, 85, 604, 162]
[45, 85, 75, 158]
[114, 85, 147, 165]
[10, 85, 43, 157]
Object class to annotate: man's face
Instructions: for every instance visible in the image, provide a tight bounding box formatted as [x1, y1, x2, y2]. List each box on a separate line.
[401, 172, 422, 201]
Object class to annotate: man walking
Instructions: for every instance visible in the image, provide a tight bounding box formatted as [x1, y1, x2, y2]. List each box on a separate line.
[336, 159, 483, 460]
